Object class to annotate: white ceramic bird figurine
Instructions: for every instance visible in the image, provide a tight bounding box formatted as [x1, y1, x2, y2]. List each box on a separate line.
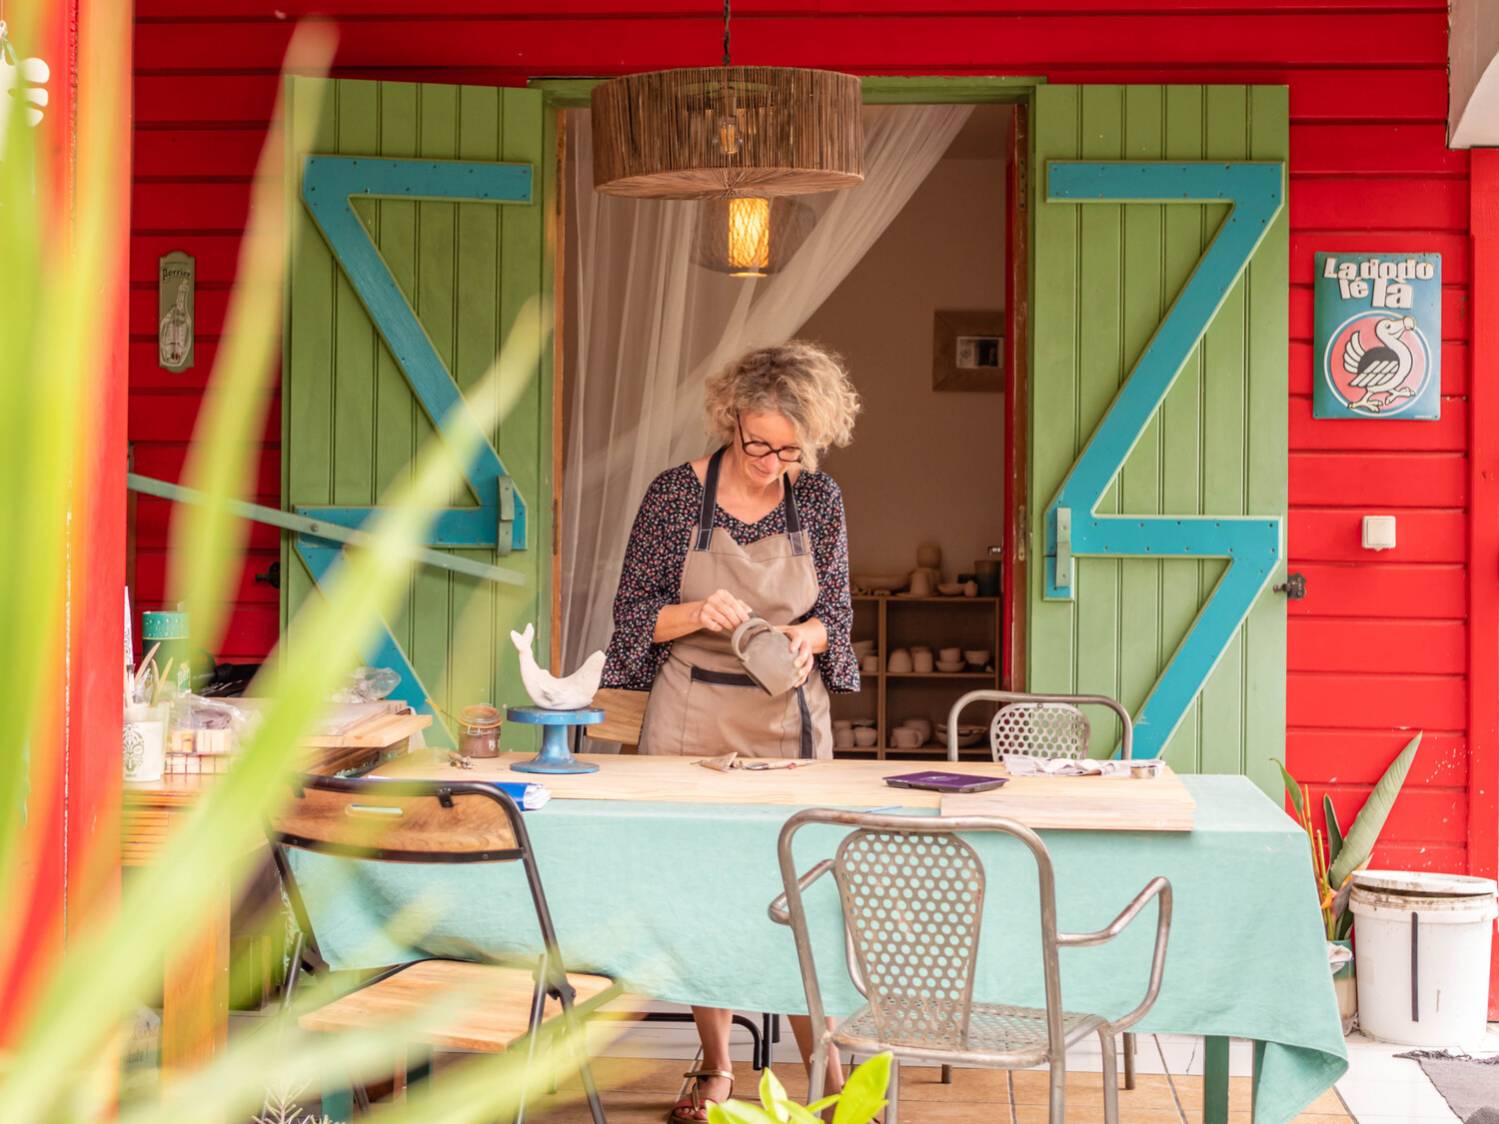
[510, 623, 606, 711]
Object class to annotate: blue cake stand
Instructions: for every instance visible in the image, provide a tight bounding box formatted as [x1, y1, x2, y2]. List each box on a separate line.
[507, 706, 603, 774]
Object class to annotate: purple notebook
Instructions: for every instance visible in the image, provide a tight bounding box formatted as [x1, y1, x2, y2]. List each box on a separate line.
[884, 771, 1009, 794]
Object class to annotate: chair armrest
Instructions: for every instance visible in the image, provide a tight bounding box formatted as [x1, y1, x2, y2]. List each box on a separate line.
[1058, 876, 1172, 1033]
[767, 859, 835, 924]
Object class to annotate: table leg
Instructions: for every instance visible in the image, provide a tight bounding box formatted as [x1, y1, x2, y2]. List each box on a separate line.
[161, 880, 230, 1073]
[1203, 1036, 1230, 1124]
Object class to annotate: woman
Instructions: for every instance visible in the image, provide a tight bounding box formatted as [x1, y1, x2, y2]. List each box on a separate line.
[602, 341, 861, 1121]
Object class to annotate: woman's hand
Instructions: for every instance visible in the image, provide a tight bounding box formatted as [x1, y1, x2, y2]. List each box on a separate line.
[694, 589, 753, 634]
[776, 624, 816, 686]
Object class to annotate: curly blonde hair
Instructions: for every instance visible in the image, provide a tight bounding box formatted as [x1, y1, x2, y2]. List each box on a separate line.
[704, 341, 861, 472]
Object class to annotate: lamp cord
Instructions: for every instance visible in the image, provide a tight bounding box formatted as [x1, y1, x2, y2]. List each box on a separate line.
[722, 0, 732, 67]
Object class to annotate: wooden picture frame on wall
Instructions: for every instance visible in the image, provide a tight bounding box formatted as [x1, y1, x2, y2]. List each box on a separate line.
[933, 309, 1004, 392]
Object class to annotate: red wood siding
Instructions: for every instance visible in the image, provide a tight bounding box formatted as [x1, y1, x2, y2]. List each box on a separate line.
[129, 1, 1477, 873]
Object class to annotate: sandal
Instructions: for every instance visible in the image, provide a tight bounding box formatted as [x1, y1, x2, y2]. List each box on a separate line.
[667, 1067, 735, 1123]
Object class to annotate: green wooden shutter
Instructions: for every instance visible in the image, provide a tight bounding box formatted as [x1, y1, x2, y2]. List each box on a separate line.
[1027, 85, 1289, 793]
[282, 77, 553, 749]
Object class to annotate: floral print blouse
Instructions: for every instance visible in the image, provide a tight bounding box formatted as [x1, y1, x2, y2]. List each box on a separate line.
[602, 462, 859, 693]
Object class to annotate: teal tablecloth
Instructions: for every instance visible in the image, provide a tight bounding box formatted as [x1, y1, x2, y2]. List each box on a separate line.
[289, 776, 1346, 1122]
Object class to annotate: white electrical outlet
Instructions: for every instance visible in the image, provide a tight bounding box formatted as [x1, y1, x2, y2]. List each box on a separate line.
[1362, 515, 1397, 552]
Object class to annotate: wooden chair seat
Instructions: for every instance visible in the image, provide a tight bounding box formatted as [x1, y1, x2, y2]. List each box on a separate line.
[299, 959, 626, 1053]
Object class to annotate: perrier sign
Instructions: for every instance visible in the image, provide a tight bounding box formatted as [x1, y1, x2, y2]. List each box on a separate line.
[157, 250, 195, 372]
[1314, 252, 1440, 420]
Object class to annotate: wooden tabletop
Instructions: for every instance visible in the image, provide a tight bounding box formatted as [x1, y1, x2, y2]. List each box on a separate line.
[375, 751, 1196, 831]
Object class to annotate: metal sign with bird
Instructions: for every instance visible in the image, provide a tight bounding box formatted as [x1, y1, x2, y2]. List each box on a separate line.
[1315, 252, 1441, 420]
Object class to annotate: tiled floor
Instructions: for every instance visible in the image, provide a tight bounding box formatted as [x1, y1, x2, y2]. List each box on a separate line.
[520, 1011, 1361, 1123]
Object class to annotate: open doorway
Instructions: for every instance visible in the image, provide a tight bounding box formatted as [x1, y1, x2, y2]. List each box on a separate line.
[559, 100, 1021, 758]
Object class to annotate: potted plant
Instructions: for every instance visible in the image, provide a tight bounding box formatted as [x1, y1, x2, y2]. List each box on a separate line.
[1274, 732, 1421, 1030]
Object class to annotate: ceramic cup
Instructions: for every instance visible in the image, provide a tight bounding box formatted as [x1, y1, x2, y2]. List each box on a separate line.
[731, 617, 800, 697]
[904, 717, 933, 741]
[892, 726, 923, 749]
[887, 648, 913, 674]
[939, 646, 962, 663]
[834, 727, 855, 749]
[123, 702, 169, 784]
[963, 580, 979, 597]
[854, 727, 879, 747]
[852, 639, 876, 660]
[964, 649, 991, 669]
[912, 650, 935, 674]
[861, 655, 881, 674]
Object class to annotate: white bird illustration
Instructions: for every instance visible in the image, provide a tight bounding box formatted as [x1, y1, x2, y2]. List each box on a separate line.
[509, 623, 606, 710]
[1342, 316, 1417, 413]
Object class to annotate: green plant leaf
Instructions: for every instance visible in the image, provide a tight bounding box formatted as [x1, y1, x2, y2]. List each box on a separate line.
[760, 1066, 792, 1121]
[1328, 733, 1422, 889]
[831, 1053, 891, 1124]
[780, 1103, 828, 1124]
[805, 1096, 841, 1114]
[1323, 794, 1344, 871]
[709, 1099, 780, 1124]
[1272, 757, 1303, 816]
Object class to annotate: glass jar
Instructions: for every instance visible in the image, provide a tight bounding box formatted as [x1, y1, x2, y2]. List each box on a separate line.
[458, 704, 503, 758]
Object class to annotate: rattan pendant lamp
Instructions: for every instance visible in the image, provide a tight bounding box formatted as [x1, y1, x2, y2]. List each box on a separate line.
[589, 0, 864, 200]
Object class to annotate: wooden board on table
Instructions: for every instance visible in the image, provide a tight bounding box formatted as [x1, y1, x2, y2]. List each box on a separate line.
[940, 770, 1195, 831]
[299, 710, 432, 748]
[375, 752, 1195, 831]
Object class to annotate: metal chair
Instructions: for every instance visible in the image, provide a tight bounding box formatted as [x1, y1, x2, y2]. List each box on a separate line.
[268, 775, 621, 1121]
[946, 689, 1141, 1089]
[768, 809, 1171, 1124]
[946, 689, 1134, 763]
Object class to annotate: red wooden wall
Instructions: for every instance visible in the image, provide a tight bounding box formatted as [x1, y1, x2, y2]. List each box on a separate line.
[129, 1, 1478, 875]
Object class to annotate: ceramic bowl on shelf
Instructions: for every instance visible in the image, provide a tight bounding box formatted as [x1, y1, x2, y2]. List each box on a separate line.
[939, 646, 962, 663]
[964, 649, 991, 669]
[937, 582, 964, 596]
[854, 727, 879, 747]
[912, 651, 935, 674]
[887, 649, 914, 674]
[936, 659, 966, 673]
[852, 639, 876, 659]
[860, 655, 880, 674]
[851, 717, 877, 728]
[852, 572, 908, 594]
[953, 724, 987, 748]
[903, 717, 933, 741]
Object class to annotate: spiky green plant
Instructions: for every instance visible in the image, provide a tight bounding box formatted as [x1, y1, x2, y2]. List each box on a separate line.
[1273, 733, 1421, 940]
[0, 8, 611, 1122]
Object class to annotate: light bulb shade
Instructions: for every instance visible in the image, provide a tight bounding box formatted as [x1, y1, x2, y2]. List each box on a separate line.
[694, 196, 816, 278]
[591, 66, 863, 199]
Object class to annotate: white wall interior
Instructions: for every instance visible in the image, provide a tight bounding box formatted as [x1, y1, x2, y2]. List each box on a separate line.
[1450, 0, 1499, 147]
[808, 105, 1010, 584]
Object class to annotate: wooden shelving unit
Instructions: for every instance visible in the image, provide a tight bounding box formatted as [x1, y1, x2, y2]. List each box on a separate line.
[832, 594, 1001, 761]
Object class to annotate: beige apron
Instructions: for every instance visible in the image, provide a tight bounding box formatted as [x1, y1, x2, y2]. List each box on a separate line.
[638, 447, 833, 759]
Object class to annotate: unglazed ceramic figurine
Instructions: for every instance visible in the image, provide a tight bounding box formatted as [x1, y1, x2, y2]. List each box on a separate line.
[510, 623, 606, 710]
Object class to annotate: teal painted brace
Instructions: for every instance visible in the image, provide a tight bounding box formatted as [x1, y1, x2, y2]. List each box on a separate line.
[1042, 161, 1285, 759]
[296, 154, 536, 742]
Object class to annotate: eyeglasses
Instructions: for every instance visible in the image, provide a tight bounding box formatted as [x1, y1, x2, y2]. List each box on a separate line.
[736, 414, 803, 463]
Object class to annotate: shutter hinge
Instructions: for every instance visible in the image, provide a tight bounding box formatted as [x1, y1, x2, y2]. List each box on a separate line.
[497, 477, 516, 556]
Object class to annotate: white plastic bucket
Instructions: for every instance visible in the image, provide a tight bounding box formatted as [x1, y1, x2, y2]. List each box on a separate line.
[1350, 870, 1498, 1046]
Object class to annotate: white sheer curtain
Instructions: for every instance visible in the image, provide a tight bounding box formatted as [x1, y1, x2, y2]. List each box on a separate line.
[561, 104, 973, 668]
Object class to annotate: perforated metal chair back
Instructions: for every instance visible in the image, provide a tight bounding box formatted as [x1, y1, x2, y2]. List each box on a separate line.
[946, 690, 1133, 761]
[833, 827, 987, 1050]
[990, 702, 1090, 761]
